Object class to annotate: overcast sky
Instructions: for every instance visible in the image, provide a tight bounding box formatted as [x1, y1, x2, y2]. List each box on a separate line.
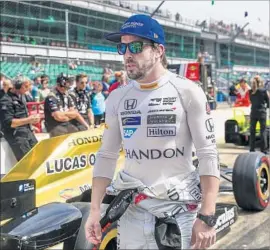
[137, 0, 269, 36]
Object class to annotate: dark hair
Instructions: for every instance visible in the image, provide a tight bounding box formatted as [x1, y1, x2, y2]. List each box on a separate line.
[41, 74, 49, 80]
[76, 73, 88, 82]
[34, 76, 41, 81]
[13, 76, 30, 90]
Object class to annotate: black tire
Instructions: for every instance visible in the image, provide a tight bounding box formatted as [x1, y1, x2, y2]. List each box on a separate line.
[233, 152, 270, 211]
[225, 120, 239, 143]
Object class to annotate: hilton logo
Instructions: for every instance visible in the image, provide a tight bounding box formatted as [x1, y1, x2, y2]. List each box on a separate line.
[147, 126, 176, 137]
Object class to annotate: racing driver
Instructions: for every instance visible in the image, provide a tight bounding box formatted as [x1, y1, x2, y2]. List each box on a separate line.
[85, 14, 220, 249]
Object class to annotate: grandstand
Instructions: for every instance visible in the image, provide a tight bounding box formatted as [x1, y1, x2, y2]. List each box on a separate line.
[0, 0, 269, 87]
[1, 58, 107, 84]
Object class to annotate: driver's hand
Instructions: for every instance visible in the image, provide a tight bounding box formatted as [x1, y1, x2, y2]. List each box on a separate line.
[191, 218, 216, 249]
[85, 210, 102, 245]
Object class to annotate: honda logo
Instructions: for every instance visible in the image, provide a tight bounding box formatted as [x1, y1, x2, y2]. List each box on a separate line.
[205, 118, 214, 132]
[124, 99, 137, 110]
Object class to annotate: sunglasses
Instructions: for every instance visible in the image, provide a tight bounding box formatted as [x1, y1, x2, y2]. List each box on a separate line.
[117, 41, 153, 55]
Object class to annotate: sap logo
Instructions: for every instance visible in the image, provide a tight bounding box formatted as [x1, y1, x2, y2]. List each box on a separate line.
[123, 128, 137, 138]
[122, 116, 141, 126]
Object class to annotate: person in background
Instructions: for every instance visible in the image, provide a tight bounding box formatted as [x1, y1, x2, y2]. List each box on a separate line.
[234, 78, 250, 107]
[35, 76, 42, 87]
[0, 79, 13, 98]
[0, 79, 13, 132]
[0, 73, 6, 89]
[228, 82, 237, 107]
[69, 73, 95, 131]
[44, 73, 89, 137]
[85, 77, 93, 93]
[25, 80, 35, 102]
[249, 76, 269, 154]
[38, 77, 50, 102]
[0, 76, 39, 161]
[264, 78, 270, 97]
[30, 76, 41, 102]
[90, 81, 105, 127]
[67, 75, 76, 91]
[109, 71, 127, 93]
[41, 74, 50, 86]
[101, 74, 110, 98]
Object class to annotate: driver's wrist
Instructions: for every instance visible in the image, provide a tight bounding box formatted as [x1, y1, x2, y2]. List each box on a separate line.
[199, 208, 215, 216]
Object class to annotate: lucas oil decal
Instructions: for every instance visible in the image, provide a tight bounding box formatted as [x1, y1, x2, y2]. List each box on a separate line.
[45, 153, 96, 175]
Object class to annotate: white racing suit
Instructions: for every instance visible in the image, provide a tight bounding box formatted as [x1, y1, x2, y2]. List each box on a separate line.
[93, 71, 220, 249]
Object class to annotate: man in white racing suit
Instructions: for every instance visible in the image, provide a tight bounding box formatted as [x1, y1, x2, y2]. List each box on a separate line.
[85, 14, 220, 249]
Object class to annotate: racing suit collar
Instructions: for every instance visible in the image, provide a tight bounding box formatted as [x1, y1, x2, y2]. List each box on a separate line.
[134, 70, 172, 91]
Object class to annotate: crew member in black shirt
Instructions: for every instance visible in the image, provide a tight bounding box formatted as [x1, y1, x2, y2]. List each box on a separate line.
[44, 73, 89, 137]
[69, 73, 94, 131]
[249, 76, 269, 153]
[0, 76, 39, 161]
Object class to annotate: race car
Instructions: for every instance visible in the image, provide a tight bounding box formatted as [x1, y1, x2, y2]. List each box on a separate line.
[225, 106, 270, 146]
[0, 129, 269, 250]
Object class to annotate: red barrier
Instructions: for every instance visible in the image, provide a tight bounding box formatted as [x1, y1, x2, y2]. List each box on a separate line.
[26, 102, 45, 133]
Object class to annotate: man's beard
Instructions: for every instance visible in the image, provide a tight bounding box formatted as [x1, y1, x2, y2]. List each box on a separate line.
[125, 56, 155, 81]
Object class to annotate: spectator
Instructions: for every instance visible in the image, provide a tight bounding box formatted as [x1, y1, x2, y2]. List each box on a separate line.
[41, 74, 50, 86]
[0, 79, 13, 98]
[0, 76, 40, 161]
[90, 81, 106, 127]
[109, 71, 127, 93]
[68, 60, 78, 70]
[264, 79, 270, 96]
[234, 78, 250, 107]
[25, 81, 35, 102]
[66, 75, 76, 90]
[85, 79, 93, 93]
[249, 76, 269, 154]
[101, 74, 111, 98]
[44, 73, 89, 137]
[0, 73, 6, 89]
[228, 82, 237, 107]
[175, 12, 180, 21]
[38, 77, 50, 102]
[31, 76, 41, 101]
[69, 73, 95, 131]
